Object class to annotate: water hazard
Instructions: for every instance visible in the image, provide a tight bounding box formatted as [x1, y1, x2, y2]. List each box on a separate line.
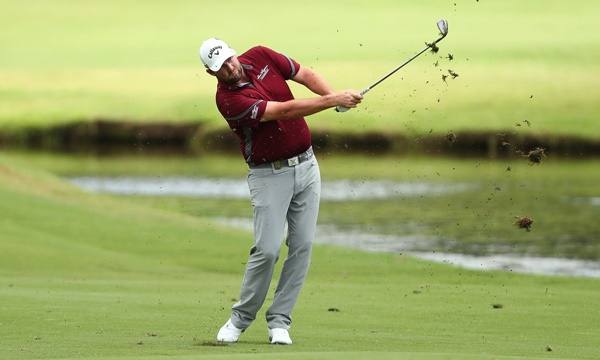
[66, 176, 600, 278]
[66, 176, 474, 201]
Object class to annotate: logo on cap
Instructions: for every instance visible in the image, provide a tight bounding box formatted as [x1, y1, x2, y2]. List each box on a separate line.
[208, 46, 222, 59]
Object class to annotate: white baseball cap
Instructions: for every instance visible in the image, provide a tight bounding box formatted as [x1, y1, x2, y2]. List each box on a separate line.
[199, 38, 237, 71]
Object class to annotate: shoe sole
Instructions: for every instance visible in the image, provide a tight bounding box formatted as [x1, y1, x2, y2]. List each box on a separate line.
[269, 337, 292, 345]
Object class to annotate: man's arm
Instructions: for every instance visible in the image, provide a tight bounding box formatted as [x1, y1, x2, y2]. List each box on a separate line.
[261, 67, 362, 121]
[291, 66, 335, 96]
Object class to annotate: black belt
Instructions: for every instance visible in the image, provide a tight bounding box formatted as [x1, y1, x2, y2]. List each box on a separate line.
[249, 147, 314, 170]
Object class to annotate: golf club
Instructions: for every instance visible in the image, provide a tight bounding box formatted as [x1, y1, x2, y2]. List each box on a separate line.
[336, 18, 449, 112]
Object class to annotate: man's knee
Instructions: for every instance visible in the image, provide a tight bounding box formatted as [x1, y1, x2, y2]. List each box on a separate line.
[250, 245, 280, 264]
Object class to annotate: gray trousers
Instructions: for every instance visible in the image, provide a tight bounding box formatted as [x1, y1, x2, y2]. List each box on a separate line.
[230, 154, 321, 330]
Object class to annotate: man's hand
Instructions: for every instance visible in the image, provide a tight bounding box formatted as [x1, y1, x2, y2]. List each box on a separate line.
[335, 90, 363, 110]
[335, 89, 367, 113]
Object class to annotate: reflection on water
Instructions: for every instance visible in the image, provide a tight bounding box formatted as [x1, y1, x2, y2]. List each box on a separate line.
[66, 176, 475, 201]
[415, 252, 600, 278]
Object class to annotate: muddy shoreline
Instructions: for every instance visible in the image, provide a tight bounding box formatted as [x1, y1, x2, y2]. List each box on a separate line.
[2, 120, 599, 158]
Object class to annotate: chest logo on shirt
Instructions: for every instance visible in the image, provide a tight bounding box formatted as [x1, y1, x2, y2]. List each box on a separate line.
[257, 65, 270, 81]
[251, 104, 259, 119]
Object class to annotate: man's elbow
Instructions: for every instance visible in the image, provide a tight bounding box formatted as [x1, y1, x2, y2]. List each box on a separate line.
[263, 103, 295, 121]
[263, 112, 294, 121]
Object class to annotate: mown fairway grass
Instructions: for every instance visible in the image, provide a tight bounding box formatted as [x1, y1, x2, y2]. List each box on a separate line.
[1, 153, 600, 360]
[1, 0, 599, 138]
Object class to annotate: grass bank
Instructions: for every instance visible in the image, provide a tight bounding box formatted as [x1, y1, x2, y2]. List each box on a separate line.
[1, 153, 600, 359]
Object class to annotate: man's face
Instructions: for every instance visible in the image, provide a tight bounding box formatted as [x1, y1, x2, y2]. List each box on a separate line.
[208, 56, 243, 84]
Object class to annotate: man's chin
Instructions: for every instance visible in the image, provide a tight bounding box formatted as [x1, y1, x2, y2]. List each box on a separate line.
[223, 74, 242, 85]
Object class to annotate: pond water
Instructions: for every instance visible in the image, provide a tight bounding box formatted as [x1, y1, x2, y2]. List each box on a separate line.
[66, 176, 474, 201]
[66, 176, 600, 278]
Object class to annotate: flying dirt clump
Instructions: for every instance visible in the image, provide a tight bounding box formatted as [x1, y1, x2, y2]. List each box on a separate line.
[445, 131, 457, 144]
[448, 69, 459, 79]
[442, 69, 459, 84]
[518, 147, 547, 165]
[514, 216, 533, 231]
[426, 41, 439, 53]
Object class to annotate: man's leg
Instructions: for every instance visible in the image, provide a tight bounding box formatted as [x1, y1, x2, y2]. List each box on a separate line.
[266, 157, 321, 330]
[229, 165, 295, 329]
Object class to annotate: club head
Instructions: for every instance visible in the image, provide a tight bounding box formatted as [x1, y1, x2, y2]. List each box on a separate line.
[437, 19, 449, 36]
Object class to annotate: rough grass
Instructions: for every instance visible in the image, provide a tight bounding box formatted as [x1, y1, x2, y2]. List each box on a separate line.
[2, 153, 600, 360]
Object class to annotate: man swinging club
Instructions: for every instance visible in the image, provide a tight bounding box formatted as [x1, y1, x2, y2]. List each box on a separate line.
[199, 38, 362, 344]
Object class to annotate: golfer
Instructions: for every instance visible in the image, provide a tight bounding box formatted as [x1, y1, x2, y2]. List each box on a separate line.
[199, 38, 362, 345]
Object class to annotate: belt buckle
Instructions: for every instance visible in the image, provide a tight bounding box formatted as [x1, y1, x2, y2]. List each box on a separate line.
[287, 156, 300, 166]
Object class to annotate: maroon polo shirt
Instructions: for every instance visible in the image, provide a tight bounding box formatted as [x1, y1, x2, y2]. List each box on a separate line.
[214, 46, 311, 165]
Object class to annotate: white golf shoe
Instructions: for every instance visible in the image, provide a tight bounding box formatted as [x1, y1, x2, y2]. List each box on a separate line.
[216, 319, 244, 342]
[268, 328, 292, 345]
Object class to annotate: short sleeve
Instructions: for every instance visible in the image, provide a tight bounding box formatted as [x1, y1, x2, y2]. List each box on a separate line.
[216, 92, 268, 128]
[257, 46, 300, 80]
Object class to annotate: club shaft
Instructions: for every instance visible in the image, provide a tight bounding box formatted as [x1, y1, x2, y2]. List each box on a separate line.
[363, 34, 446, 93]
[335, 29, 447, 113]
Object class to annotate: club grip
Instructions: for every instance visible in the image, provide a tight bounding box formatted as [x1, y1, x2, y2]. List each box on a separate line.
[335, 88, 369, 113]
